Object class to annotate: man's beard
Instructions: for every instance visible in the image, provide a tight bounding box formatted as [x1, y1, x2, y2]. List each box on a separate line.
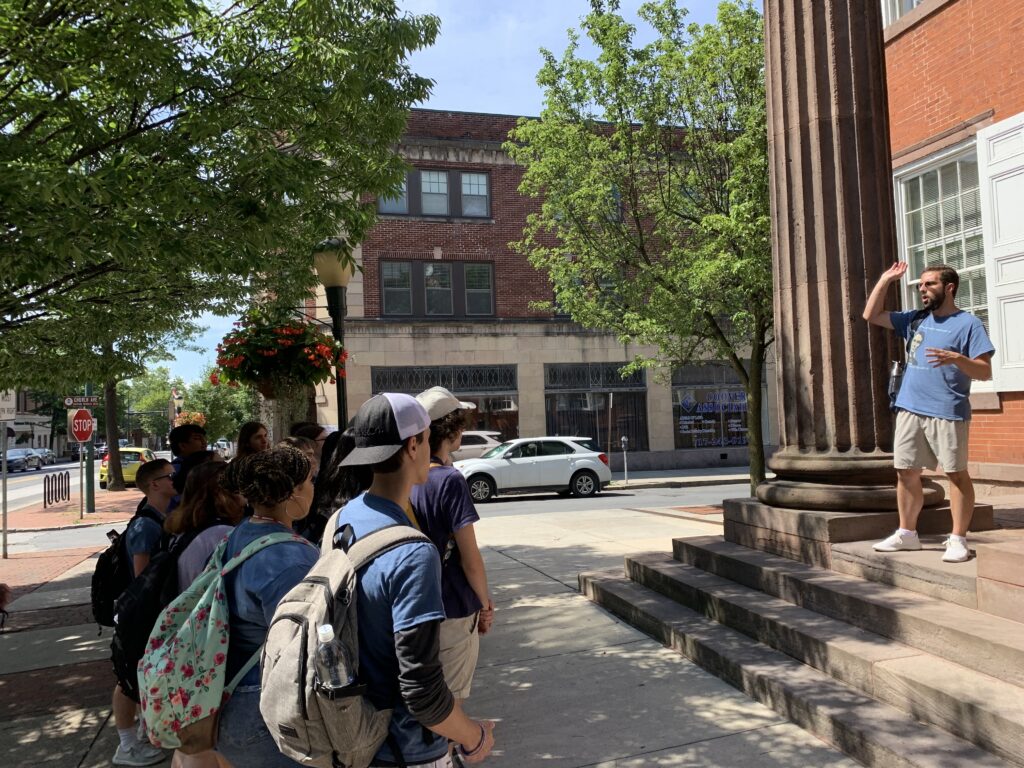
[923, 291, 944, 311]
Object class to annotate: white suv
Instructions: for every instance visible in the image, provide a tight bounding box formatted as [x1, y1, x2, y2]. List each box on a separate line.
[454, 436, 611, 502]
[451, 431, 503, 462]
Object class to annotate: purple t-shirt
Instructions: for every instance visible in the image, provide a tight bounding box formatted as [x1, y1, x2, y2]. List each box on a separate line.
[410, 465, 482, 619]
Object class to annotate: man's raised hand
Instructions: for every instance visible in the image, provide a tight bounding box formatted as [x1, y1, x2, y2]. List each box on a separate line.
[882, 262, 909, 282]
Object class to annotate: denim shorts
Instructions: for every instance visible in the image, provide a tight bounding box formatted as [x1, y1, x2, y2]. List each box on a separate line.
[217, 686, 300, 767]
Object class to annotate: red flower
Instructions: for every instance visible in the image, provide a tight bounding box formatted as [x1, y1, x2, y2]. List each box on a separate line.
[191, 704, 203, 719]
[209, 372, 219, 386]
[214, 652, 226, 666]
[181, 663, 195, 679]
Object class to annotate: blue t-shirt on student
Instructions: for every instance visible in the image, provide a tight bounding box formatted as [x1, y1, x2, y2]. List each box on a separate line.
[410, 465, 483, 619]
[125, 504, 165, 576]
[338, 492, 447, 766]
[891, 309, 995, 421]
[223, 519, 319, 685]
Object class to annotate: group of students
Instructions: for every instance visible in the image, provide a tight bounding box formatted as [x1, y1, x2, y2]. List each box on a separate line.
[110, 387, 495, 768]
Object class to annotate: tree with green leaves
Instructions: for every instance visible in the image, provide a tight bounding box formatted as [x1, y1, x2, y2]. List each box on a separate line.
[1, 0, 438, 390]
[507, 0, 771, 491]
[185, 366, 261, 445]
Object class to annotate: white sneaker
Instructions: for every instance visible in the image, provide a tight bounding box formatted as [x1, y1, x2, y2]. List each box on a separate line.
[942, 536, 971, 563]
[112, 741, 165, 767]
[873, 530, 922, 552]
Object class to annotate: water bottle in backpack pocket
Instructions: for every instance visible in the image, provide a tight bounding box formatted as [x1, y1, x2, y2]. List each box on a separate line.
[259, 518, 432, 768]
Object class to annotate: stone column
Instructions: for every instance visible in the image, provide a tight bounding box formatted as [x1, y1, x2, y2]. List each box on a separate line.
[757, 0, 941, 510]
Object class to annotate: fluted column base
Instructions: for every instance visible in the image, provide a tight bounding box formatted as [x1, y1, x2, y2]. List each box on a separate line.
[756, 447, 946, 511]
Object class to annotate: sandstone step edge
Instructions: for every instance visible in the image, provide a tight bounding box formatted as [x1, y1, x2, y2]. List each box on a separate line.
[625, 552, 1024, 766]
[672, 535, 1024, 687]
[829, 539, 977, 609]
[579, 570, 1011, 768]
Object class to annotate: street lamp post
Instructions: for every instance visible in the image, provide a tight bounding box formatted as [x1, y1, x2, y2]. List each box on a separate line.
[313, 238, 355, 429]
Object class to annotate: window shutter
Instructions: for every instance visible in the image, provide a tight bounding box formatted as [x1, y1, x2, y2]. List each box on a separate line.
[977, 111, 1024, 391]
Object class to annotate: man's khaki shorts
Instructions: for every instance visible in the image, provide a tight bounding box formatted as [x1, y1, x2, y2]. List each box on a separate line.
[894, 410, 969, 473]
[439, 613, 479, 699]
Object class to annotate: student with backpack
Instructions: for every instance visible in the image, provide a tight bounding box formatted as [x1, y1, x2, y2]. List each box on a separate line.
[331, 394, 495, 766]
[110, 458, 176, 766]
[214, 447, 319, 766]
[412, 387, 495, 705]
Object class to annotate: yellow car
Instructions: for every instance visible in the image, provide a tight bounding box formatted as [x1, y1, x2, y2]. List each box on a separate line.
[99, 447, 156, 489]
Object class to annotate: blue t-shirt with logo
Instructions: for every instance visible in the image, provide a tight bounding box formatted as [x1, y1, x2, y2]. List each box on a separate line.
[891, 309, 995, 421]
[337, 492, 447, 766]
[410, 465, 483, 620]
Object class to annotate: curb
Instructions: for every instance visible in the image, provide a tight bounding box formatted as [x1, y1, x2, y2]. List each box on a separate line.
[7, 477, 754, 533]
[606, 477, 752, 491]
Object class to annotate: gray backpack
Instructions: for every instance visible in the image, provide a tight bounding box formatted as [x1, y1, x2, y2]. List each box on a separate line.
[259, 511, 432, 768]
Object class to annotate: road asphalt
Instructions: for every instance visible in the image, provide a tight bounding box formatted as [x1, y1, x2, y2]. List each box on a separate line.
[1, 467, 1018, 767]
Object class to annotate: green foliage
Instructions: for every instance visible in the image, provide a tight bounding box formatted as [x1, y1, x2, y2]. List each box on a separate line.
[186, 366, 261, 443]
[118, 367, 184, 439]
[0, 0, 438, 390]
[506, 0, 772, 486]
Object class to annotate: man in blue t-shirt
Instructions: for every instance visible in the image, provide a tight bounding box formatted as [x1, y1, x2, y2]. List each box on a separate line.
[863, 262, 995, 563]
[337, 393, 495, 767]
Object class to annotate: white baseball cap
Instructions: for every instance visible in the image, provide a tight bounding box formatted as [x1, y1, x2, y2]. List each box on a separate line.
[415, 386, 477, 422]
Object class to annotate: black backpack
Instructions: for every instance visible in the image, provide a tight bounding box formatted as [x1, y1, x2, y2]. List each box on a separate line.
[90, 507, 163, 628]
[110, 527, 206, 702]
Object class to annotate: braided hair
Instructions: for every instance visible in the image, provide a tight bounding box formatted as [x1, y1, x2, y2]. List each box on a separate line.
[233, 447, 311, 508]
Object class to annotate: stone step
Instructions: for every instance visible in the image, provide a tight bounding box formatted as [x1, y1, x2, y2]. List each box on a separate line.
[624, 552, 1024, 765]
[673, 536, 1024, 687]
[579, 570, 1011, 768]
[830, 537, 978, 608]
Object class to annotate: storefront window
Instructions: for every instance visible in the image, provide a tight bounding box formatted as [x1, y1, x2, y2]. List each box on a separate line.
[672, 387, 748, 449]
[544, 390, 649, 452]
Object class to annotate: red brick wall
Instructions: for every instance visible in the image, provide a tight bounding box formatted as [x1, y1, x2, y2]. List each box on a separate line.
[970, 393, 1024, 464]
[885, 0, 1024, 153]
[361, 111, 555, 319]
[886, 3, 1024, 466]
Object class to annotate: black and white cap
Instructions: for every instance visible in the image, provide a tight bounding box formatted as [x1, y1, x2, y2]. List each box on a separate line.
[340, 393, 431, 467]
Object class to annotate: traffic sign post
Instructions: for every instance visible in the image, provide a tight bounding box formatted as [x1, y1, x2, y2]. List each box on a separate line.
[68, 407, 94, 519]
[84, 384, 95, 515]
[1, 390, 15, 559]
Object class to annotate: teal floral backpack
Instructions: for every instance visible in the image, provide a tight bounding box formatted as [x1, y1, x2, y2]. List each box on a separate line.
[138, 531, 299, 754]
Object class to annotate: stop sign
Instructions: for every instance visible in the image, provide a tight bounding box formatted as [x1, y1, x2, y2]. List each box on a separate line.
[70, 408, 94, 443]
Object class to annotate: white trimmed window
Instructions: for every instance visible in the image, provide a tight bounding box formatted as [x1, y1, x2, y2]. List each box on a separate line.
[881, 0, 926, 27]
[898, 150, 988, 328]
[461, 172, 489, 217]
[420, 171, 449, 216]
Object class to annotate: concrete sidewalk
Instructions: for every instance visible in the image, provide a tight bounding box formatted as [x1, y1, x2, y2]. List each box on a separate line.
[0, 496, 864, 768]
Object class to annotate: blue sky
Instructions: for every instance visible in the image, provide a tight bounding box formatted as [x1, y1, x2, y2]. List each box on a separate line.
[165, 1, 731, 384]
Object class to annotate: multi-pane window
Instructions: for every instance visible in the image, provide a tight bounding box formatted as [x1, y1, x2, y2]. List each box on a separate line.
[900, 153, 987, 327]
[382, 262, 412, 315]
[465, 264, 494, 315]
[424, 263, 453, 316]
[881, 0, 926, 27]
[380, 261, 494, 317]
[420, 171, 449, 216]
[378, 179, 408, 214]
[377, 169, 491, 218]
[461, 173, 489, 217]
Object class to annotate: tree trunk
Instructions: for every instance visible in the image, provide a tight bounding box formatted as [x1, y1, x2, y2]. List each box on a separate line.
[105, 379, 126, 491]
[745, 339, 767, 496]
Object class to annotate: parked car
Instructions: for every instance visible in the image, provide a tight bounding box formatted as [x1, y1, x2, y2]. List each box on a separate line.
[450, 430, 503, 462]
[31, 447, 57, 465]
[5, 448, 42, 472]
[99, 446, 156, 489]
[454, 436, 611, 502]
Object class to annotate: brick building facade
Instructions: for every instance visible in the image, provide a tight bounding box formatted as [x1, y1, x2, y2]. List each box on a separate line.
[884, 0, 1024, 484]
[313, 109, 777, 470]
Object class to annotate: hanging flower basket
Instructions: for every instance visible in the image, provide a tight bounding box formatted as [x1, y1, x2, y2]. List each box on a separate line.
[211, 308, 347, 397]
[174, 411, 207, 428]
